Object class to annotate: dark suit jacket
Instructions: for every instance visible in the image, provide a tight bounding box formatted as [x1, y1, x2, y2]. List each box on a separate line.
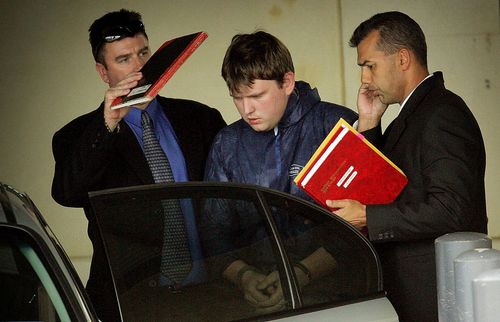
[51, 96, 226, 321]
[362, 72, 487, 322]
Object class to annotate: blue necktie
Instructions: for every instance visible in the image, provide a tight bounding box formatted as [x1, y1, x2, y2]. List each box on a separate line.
[141, 111, 192, 284]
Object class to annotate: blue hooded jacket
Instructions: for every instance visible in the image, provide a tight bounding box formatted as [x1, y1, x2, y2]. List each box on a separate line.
[205, 81, 357, 202]
[202, 81, 357, 273]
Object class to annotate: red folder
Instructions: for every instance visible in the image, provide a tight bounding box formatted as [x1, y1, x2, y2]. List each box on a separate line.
[111, 31, 208, 109]
[294, 118, 408, 209]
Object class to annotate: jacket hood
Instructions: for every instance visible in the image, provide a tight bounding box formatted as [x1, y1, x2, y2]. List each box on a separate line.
[278, 81, 320, 129]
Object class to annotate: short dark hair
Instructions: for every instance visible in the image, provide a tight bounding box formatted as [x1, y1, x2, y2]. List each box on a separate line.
[349, 11, 427, 67]
[88, 9, 148, 64]
[221, 31, 294, 94]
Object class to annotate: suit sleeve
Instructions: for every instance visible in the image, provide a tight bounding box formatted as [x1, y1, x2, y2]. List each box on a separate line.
[366, 103, 486, 242]
[51, 107, 119, 208]
[360, 124, 383, 148]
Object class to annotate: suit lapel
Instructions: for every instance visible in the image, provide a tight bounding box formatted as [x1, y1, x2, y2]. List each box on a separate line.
[384, 114, 406, 152]
[383, 73, 439, 152]
[115, 122, 154, 184]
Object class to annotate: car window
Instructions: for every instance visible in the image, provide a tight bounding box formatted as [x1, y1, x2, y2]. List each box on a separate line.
[0, 230, 71, 322]
[89, 183, 382, 321]
[261, 189, 380, 301]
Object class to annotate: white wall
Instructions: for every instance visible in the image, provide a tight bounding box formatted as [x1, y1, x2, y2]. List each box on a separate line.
[0, 0, 498, 282]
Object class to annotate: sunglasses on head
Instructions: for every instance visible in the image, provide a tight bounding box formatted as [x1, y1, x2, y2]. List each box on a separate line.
[93, 20, 145, 59]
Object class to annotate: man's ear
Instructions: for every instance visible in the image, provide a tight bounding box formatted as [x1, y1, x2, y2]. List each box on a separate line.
[398, 48, 411, 71]
[95, 62, 110, 84]
[283, 71, 296, 95]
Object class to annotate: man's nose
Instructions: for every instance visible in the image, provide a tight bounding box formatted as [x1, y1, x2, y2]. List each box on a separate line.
[243, 99, 255, 115]
[133, 56, 145, 71]
[361, 67, 371, 84]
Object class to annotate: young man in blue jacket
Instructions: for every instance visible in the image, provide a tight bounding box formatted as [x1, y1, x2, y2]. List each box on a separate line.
[203, 31, 357, 313]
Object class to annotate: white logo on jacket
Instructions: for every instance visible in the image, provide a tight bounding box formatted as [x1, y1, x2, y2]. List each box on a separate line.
[289, 164, 304, 177]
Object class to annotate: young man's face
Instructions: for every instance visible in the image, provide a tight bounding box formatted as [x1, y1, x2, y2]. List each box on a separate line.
[96, 33, 151, 87]
[356, 30, 405, 105]
[231, 72, 295, 132]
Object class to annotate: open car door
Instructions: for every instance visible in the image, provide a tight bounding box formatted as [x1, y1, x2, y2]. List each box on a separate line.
[89, 182, 397, 322]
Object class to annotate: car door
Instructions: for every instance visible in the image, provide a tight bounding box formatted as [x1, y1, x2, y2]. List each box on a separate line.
[0, 183, 96, 322]
[89, 182, 397, 321]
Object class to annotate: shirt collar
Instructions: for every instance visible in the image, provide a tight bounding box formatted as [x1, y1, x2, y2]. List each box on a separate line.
[123, 98, 160, 126]
[398, 73, 434, 114]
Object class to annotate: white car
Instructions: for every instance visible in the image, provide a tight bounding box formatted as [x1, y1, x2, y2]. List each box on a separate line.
[0, 181, 398, 321]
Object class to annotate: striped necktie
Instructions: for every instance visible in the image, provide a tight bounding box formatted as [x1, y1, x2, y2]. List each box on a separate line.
[141, 111, 192, 284]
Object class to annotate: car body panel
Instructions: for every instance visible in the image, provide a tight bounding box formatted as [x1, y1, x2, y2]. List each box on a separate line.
[274, 297, 397, 322]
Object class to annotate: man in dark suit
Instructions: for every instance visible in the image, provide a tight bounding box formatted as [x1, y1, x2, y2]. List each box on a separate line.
[51, 9, 225, 321]
[327, 11, 487, 322]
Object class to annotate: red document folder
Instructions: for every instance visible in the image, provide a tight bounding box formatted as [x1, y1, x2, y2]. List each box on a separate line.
[294, 118, 408, 209]
[111, 31, 208, 109]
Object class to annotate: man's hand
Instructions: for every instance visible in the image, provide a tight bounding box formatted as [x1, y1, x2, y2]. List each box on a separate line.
[357, 84, 388, 132]
[239, 269, 271, 307]
[103, 72, 143, 131]
[326, 199, 367, 230]
[253, 271, 286, 313]
[251, 265, 313, 314]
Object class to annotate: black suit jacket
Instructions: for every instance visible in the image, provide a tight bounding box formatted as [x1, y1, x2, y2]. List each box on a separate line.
[362, 72, 487, 322]
[51, 96, 226, 321]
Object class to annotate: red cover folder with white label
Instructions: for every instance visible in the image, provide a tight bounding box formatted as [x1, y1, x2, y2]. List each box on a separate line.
[111, 31, 208, 109]
[294, 118, 408, 209]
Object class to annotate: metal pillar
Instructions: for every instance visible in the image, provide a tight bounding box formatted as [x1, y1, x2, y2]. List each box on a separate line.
[473, 268, 500, 322]
[435, 232, 491, 322]
[454, 248, 500, 322]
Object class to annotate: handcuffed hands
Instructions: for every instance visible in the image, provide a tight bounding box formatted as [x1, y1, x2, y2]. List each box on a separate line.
[238, 266, 311, 314]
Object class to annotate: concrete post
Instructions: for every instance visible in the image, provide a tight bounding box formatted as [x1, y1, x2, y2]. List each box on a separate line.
[454, 248, 500, 322]
[435, 232, 491, 322]
[473, 268, 500, 322]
